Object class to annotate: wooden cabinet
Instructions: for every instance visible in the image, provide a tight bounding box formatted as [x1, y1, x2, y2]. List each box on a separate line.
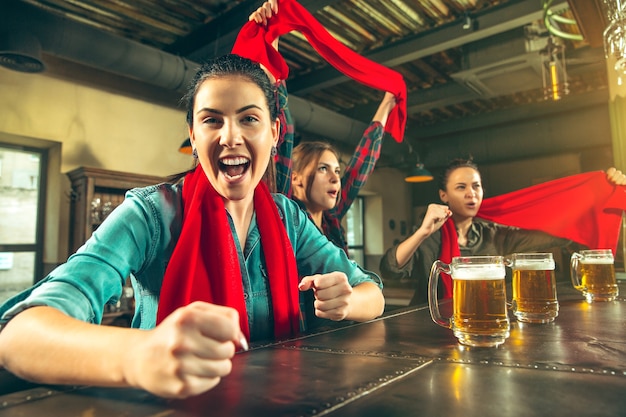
[66, 166, 165, 254]
[66, 167, 165, 327]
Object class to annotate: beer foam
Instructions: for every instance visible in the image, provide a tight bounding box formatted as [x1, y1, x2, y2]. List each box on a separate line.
[514, 260, 555, 270]
[452, 265, 505, 280]
[580, 259, 613, 265]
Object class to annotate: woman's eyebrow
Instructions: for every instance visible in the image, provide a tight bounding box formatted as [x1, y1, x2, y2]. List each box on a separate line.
[195, 104, 262, 116]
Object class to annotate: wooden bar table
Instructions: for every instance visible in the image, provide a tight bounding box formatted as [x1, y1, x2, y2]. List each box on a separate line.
[0, 280, 624, 417]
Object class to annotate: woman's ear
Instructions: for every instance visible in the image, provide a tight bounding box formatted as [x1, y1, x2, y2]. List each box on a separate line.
[272, 118, 280, 148]
[292, 171, 304, 187]
[439, 189, 447, 204]
[188, 127, 195, 147]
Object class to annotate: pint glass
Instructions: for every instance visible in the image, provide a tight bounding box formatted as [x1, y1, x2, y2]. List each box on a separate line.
[507, 253, 558, 323]
[570, 249, 618, 302]
[428, 256, 510, 347]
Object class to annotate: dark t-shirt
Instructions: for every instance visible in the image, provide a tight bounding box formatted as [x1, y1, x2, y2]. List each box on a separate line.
[379, 218, 583, 305]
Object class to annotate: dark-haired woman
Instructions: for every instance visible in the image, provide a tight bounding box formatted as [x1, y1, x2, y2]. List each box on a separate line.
[380, 158, 626, 305]
[0, 54, 384, 399]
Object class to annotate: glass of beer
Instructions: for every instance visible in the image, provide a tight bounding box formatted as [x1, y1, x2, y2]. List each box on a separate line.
[570, 249, 618, 302]
[428, 256, 510, 347]
[506, 253, 558, 323]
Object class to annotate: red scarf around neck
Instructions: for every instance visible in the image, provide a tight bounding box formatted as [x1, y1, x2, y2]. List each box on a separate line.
[156, 168, 300, 341]
[438, 171, 626, 299]
[231, 0, 407, 143]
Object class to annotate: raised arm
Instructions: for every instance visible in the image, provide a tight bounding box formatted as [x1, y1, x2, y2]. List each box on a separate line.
[249, 0, 294, 197]
[393, 203, 451, 268]
[372, 91, 397, 127]
[334, 92, 397, 220]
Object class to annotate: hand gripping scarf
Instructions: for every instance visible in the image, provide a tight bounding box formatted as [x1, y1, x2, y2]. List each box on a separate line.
[231, 0, 407, 143]
[438, 171, 626, 299]
[156, 168, 300, 341]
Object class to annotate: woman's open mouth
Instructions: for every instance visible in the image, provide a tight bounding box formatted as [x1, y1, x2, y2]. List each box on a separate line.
[219, 156, 250, 180]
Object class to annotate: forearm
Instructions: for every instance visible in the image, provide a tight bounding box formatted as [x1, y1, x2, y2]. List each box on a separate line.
[371, 91, 397, 126]
[395, 228, 430, 268]
[0, 307, 136, 388]
[337, 123, 383, 217]
[346, 282, 384, 322]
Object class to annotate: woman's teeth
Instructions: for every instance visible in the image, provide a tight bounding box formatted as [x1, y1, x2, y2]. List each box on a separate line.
[219, 157, 250, 178]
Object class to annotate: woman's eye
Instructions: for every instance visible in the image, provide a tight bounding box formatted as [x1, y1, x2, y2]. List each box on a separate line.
[202, 116, 220, 125]
[318, 166, 327, 172]
[242, 115, 259, 124]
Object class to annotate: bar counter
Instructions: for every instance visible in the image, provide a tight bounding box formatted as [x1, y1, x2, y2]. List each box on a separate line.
[0, 280, 624, 416]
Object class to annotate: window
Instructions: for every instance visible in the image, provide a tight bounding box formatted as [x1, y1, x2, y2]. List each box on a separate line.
[345, 196, 365, 267]
[0, 144, 47, 302]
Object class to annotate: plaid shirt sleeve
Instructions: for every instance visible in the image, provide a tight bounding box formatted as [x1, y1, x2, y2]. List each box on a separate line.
[275, 80, 294, 198]
[331, 121, 384, 221]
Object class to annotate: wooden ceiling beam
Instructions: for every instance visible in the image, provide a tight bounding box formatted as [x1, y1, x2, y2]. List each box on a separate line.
[567, 0, 608, 48]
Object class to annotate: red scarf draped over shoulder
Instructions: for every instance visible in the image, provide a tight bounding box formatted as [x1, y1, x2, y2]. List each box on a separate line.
[438, 171, 626, 299]
[156, 168, 300, 341]
[231, 0, 406, 143]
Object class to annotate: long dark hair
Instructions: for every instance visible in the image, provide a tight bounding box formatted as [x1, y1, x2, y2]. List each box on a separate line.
[169, 54, 278, 190]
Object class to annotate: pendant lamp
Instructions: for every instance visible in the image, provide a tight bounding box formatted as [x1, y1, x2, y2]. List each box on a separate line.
[404, 143, 433, 183]
[0, 31, 45, 73]
[405, 162, 434, 183]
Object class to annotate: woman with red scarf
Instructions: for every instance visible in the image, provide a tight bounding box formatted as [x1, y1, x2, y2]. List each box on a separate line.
[0, 54, 384, 399]
[380, 158, 626, 305]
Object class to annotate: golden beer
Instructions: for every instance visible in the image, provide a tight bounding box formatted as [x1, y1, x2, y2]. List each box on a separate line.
[430, 256, 509, 347]
[579, 260, 618, 301]
[571, 249, 618, 302]
[453, 276, 509, 343]
[512, 267, 558, 323]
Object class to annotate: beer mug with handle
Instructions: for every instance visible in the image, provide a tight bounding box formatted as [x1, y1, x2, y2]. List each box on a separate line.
[506, 253, 558, 323]
[570, 249, 618, 302]
[428, 255, 510, 347]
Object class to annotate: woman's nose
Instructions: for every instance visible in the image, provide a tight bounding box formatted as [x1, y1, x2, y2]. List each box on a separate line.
[218, 122, 244, 148]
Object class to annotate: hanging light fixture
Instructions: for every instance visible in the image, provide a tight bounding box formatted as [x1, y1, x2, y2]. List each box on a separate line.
[405, 162, 434, 183]
[540, 36, 569, 101]
[603, 0, 626, 75]
[0, 31, 45, 73]
[404, 144, 433, 183]
[178, 137, 192, 154]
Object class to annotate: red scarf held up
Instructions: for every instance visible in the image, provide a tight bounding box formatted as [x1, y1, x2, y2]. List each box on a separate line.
[156, 168, 300, 341]
[231, 0, 407, 143]
[478, 171, 626, 252]
[438, 171, 626, 299]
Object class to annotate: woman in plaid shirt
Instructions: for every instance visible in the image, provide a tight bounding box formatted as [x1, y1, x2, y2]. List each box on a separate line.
[276, 87, 396, 254]
[251, 1, 397, 254]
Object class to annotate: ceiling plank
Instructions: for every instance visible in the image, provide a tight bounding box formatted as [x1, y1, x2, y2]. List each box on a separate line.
[172, 0, 341, 61]
[567, 0, 608, 48]
[287, 0, 569, 94]
[412, 89, 608, 140]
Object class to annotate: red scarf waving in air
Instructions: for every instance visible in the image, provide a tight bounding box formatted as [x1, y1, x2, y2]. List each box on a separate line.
[231, 0, 406, 143]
